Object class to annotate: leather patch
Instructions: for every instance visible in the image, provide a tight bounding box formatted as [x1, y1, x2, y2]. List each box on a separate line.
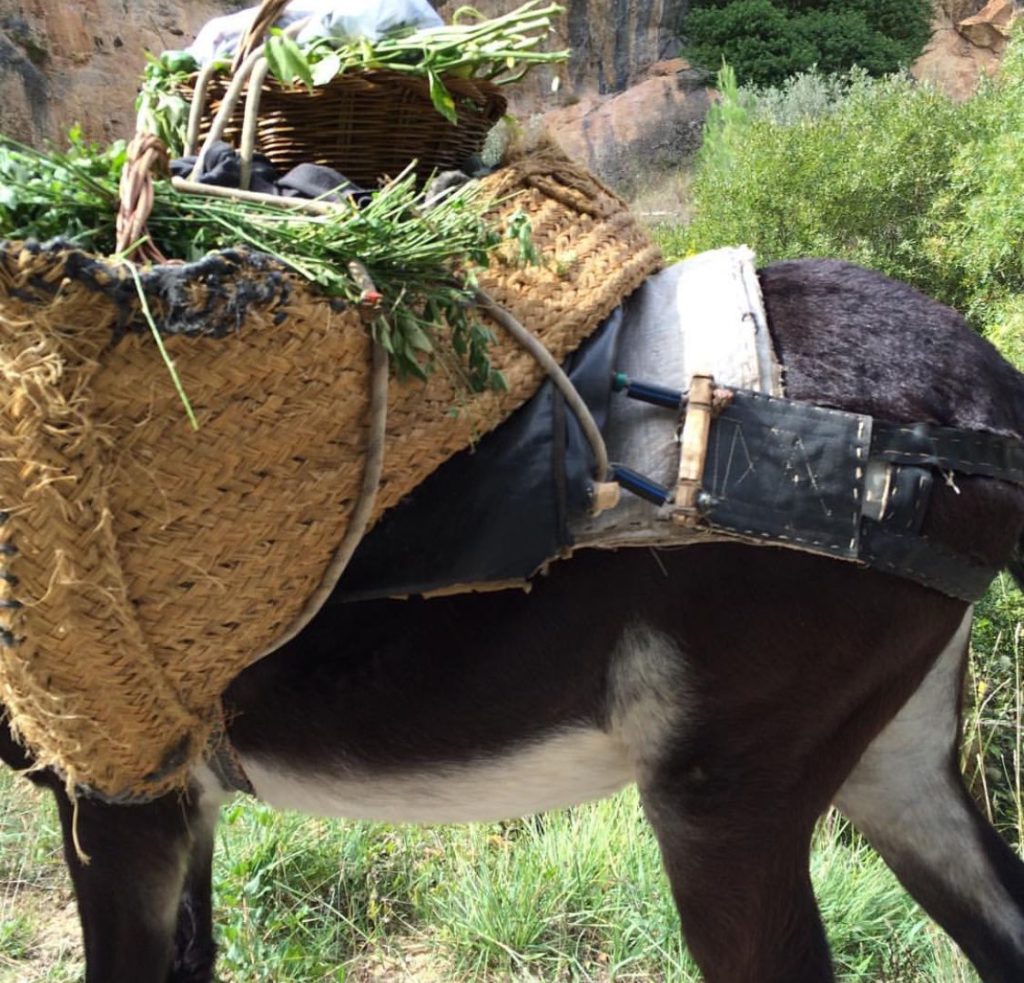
[699, 391, 872, 559]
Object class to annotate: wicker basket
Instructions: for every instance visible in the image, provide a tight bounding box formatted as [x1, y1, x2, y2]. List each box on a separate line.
[179, 0, 508, 187]
[0, 147, 662, 800]
[183, 69, 506, 187]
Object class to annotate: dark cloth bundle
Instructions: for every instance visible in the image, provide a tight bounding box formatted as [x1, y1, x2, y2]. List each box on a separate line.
[171, 141, 370, 203]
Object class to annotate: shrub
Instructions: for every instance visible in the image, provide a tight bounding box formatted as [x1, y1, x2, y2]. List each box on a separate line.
[926, 34, 1024, 349]
[684, 0, 933, 86]
[674, 67, 973, 296]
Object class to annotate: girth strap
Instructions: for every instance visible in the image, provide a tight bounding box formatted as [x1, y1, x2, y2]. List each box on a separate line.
[871, 420, 1024, 485]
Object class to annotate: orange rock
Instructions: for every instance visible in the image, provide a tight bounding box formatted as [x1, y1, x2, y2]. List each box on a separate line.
[958, 0, 1019, 51]
[0, 1, 242, 148]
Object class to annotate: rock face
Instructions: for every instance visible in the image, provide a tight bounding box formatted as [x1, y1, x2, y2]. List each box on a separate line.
[535, 64, 712, 193]
[912, 0, 1021, 99]
[0, 1, 239, 147]
[959, 0, 1018, 50]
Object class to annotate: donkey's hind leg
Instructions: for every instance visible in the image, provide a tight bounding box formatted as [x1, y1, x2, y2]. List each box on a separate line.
[835, 612, 1024, 983]
[641, 776, 832, 983]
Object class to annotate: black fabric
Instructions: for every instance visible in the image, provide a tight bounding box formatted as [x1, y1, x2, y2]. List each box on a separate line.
[336, 307, 625, 601]
[695, 390, 1020, 600]
[860, 525, 999, 603]
[170, 141, 368, 203]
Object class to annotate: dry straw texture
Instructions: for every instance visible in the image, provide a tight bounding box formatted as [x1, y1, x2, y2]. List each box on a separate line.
[0, 149, 662, 798]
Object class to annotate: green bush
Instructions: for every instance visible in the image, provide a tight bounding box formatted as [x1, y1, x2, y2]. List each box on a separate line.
[670, 28, 1024, 364]
[684, 0, 932, 86]
[672, 67, 973, 295]
[927, 36, 1024, 343]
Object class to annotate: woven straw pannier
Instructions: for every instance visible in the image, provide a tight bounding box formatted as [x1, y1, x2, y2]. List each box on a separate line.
[0, 148, 662, 800]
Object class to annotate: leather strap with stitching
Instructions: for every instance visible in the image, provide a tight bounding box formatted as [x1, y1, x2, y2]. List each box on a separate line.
[871, 420, 1024, 484]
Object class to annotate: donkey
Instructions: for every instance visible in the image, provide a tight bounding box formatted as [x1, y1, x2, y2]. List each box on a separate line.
[4, 258, 1024, 982]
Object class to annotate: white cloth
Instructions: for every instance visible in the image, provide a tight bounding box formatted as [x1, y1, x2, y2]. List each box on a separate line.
[573, 246, 783, 550]
[187, 0, 443, 65]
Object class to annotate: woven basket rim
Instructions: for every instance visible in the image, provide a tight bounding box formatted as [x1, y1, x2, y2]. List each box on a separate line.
[183, 66, 508, 109]
[0, 240, 304, 339]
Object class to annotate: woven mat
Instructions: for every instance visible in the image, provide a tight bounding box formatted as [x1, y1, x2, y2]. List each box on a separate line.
[0, 148, 662, 798]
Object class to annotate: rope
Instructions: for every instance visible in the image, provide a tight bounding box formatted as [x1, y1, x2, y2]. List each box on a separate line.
[115, 134, 170, 264]
[474, 287, 611, 482]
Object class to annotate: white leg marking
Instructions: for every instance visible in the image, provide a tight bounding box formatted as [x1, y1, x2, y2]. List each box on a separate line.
[836, 610, 1024, 948]
[607, 621, 691, 777]
[242, 728, 633, 823]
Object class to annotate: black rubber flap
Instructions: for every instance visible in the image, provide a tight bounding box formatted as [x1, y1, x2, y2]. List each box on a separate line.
[701, 391, 872, 559]
[335, 309, 624, 600]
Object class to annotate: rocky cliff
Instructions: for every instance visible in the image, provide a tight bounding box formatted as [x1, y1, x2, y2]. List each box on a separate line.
[0, 1, 240, 146]
[912, 0, 1021, 99]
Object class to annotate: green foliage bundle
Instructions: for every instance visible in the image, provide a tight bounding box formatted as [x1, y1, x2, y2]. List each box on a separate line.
[0, 132, 508, 390]
[684, 0, 933, 86]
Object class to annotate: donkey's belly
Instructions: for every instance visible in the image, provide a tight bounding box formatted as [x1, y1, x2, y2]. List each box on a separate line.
[239, 727, 633, 823]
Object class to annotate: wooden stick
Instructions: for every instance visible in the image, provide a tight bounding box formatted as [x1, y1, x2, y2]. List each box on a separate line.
[170, 176, 337, 215]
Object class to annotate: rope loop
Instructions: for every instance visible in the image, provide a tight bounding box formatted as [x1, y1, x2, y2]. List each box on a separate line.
[115, 133, 171, 264]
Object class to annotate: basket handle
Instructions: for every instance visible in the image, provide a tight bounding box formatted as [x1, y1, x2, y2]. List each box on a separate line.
[116, 133, 170, 264]
[189, 14, 312, 189]
[232, 0, 294, 74]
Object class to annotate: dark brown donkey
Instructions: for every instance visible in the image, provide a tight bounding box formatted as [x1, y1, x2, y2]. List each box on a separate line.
[3, 259, 1024, 982]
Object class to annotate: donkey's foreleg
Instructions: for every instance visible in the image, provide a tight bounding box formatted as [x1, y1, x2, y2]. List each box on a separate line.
[169, 782, 219, 983]
[46, 772, 222, 983]
[835, 612, 1024, 983]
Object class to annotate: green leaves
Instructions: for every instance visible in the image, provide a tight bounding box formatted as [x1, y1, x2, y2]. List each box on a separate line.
[265, 31, 315, 88]
[135, 50, 200, 154]
[0, 133, 123, 247]
[427, 70, 458, 124]
[310, 51, 342, 86]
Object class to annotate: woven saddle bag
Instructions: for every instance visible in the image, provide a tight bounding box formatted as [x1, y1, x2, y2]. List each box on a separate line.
[0, 145, 661, 799]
